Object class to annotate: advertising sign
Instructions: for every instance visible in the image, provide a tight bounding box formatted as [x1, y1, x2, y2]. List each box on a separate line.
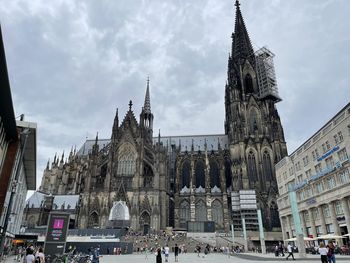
[44, 212, 70, 256]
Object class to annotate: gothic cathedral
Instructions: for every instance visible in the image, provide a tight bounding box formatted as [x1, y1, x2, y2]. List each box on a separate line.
[36, 1, 287, 233]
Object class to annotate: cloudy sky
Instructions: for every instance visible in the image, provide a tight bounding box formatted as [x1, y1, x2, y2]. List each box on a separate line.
[0, 0, 349, 189]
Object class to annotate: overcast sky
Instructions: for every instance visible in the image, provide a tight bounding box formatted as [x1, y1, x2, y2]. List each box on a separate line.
[0, 0, 349, 189]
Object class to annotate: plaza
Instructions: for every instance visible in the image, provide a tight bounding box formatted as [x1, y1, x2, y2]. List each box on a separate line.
[94, 253, 350, 263]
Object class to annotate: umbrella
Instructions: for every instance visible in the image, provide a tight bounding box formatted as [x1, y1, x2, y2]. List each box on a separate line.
[285, 237, 296, 241]
[317, 234, 344, 239]
[284, 237, 315, 241]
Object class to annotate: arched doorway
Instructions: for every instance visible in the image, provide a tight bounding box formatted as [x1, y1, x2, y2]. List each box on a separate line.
[140, 211, 151, 235]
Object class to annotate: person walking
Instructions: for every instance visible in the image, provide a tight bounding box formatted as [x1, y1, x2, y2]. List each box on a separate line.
[174, 244, 179, 262]
[164, 244, 169, 262]
[318, 242, 328, 263]
[286, 243, 295, 260]
[326, 241, 336, 263]
[156, 248, 162, 263]
[25, 248, 35, 263]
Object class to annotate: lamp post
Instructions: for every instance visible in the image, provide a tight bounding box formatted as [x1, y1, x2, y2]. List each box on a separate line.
[0, 128, 30, 257]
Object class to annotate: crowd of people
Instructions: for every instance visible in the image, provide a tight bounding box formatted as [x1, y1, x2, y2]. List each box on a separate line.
[12, 245, 46, 263]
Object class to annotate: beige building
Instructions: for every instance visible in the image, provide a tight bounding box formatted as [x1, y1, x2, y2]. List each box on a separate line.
[276, 103, 350, 241]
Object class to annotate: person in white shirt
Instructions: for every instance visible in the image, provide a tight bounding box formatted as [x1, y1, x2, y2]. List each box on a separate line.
[318, 242, 328, 263]
[286, 243, 295, 260]
[164, 245, 170, 262]
[25, 248, 35, 263]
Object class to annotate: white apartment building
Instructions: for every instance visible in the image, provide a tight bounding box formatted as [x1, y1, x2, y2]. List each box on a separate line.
[276, 103, 350, 241]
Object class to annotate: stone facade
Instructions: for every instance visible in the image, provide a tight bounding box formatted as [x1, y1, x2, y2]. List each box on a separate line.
[276, 103, 350, 240]
[35, 1, 287, 233]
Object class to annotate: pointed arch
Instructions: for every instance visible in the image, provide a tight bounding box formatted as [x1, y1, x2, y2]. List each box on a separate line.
[249, 107, 260, 133]
[89, 211, 99, 228]
[210, 160, 220, 188]
[269, 201, 280, 228]
[179, 200, 190, 228]
[195, 160, 205, 188]
[117, 143, 136, 176]
[211, 200, 223, 228]
[247, 150, 258, 182]
[245, 73, 254, 94]
[195, 200, 207, 221]
[225, 159, 232, 189]
[262, 150, 273, 181]
[181, 160, 191, 188]
[143, 162, 154, 188]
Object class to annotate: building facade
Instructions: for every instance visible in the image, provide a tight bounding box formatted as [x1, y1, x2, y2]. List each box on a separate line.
[0, 26, 37, 250]
[276, 103, 350, 240]
[33, 0, 287, 233]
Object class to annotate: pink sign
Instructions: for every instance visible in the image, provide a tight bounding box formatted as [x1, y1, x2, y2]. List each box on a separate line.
[53, 219, 64, 229]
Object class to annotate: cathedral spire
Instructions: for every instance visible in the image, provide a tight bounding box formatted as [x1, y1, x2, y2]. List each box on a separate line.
[232, 0, 254, 64]
[143, 76, 151, 114]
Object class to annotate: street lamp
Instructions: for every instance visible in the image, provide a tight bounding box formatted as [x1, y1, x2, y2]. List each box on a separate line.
[0, 128, 30, 257]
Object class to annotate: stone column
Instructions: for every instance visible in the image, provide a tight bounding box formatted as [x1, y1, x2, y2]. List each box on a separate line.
[308, 208, 317, 238]
[286, 215, 292, 241]
[300, 210, 308, 237]
[280, 216, 287, 241]
[341, 197, 350, 231]
[318, 205, 327, 236]
[329, 201, 340, 235]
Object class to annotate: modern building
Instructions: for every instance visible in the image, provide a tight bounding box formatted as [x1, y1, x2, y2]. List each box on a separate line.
[0, 25, 37, 250]
[276, 103, 350, 241]
[28, 0, 287, 235]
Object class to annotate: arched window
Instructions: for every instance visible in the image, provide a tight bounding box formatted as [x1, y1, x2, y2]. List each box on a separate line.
[249, 108, 259, 133]
[181, 161, 191, 188]
[210, 161, 220, 188]
[247, 151, 258, 182]
[225, 159, 232, 189]
[117, 143, 136, 176]
[143, 162, 153, 188]
[211, 200, 223, 228]
[262, 151, 273, 181]
[195, 200, 207, 221]
[195, 160, 205, 188]
[245, 74, 254, 94]
[270, 202, 280, 228]
[179, 201, 190, 228]
[89, 212, 99, 228]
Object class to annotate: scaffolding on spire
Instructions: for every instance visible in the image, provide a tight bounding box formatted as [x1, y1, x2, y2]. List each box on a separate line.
[255, 46, 281, 102]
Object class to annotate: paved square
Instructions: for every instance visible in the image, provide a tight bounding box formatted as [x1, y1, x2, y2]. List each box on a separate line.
[99, 253, 350, 263]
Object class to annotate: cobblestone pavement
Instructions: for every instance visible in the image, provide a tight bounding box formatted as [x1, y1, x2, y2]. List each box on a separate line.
[99, 253, 350, 263]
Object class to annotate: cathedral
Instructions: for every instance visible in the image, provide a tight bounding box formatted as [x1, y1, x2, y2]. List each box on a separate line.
[31, 1, 288, 234]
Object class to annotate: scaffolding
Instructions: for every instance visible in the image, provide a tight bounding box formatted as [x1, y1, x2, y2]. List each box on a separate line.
[255, 46, 281, 102]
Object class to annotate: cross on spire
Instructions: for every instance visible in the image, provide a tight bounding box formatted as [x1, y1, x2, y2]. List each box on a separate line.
[235, 0, 240, 7]
[129, 100, 133, 110]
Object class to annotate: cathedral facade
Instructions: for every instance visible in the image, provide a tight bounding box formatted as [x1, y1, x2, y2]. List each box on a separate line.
[36, 1, 287, 233]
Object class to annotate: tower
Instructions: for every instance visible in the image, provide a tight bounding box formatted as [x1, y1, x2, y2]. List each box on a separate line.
[225, 0, 288, 230]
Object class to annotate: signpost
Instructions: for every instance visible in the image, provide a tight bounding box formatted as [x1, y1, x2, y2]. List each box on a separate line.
[44, 212, 70, 258]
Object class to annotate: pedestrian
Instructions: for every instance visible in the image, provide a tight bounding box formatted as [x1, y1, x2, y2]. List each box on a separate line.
[174, 243, 179, 262]
[286, 243, 295, 260]
[164, 244, 169, 262]
[36, 247, 45, 263]
[279, 242, 285, 257]
[156, 248, 162, 263]
[25, 247, 35, 263]
[318, 242, 328, 263]
[326, 241, 336, 263]
[145, 245, 149, 260]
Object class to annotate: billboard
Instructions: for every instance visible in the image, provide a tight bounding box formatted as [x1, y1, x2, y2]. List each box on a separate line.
[44, 212, 70, 256]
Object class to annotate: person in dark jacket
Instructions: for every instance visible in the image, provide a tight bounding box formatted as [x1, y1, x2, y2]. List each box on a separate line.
[156, 248, 162, 263]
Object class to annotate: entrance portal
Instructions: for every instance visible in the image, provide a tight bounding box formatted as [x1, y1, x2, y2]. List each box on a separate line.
[140, 211, 151, 234]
